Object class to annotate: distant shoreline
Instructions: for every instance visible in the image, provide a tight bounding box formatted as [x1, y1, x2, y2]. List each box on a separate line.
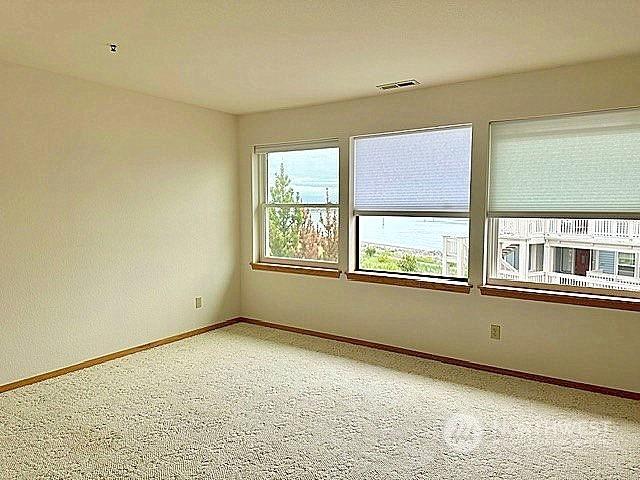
[361, 241, 442, 258]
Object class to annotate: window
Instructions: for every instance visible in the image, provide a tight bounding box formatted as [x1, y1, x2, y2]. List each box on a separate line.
[617, 252, 636, 277]
[596, 250, 615, 274]
[528, 244, 544, 272]
[255, 141, 339, 268]
[487, 108, 640, 295]
[554, 247, 574, 274]
[352, 125, 472, 280]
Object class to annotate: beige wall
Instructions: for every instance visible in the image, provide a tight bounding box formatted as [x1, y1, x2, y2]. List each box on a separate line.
[238, 55, 640, 393]
[0, 62, 239, 385]
[3, 54, 639, 392]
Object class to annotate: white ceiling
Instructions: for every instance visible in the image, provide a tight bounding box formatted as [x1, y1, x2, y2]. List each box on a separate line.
[2, 1, 639, 114]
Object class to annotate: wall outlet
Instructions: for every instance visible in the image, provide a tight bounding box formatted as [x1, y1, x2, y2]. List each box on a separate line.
[195, 297, 203, 309]
[490, 324, 501, 340]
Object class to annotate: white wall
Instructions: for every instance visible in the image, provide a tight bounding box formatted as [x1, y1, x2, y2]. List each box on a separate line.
[238, 55, 640, 393]
[0, 61, 239, 385]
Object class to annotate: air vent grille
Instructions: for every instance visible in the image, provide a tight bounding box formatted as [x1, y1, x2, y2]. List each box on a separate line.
[376, 79, 420, 90]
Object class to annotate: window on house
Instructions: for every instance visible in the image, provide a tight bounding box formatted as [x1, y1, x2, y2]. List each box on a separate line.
[255, 141, 339, 267]
[617, 252, 636, 277]
[487, 108, 640, 295]
[353, 125, 472, 279]
[554, 247, 574, 274]
[596, 250, 615, 274]
[528, 244, 544, 272]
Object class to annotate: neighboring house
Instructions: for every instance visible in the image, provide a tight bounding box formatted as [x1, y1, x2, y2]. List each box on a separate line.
[443, 219, 640, 291]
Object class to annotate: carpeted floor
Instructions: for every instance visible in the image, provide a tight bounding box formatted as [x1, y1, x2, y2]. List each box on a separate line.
[1, 323, 639, 479]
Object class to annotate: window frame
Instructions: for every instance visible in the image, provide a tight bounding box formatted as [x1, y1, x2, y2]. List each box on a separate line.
[350, 124, 473, 282]
[485, 109, 640, 299]
[354, 216, 470, 282]
[256, 140, 340, 270]
[616, 251, 637, 277]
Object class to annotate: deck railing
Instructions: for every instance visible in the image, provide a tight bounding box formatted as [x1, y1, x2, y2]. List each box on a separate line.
[442, 236, 469, 277]
[499, 219, 640, 239]
[444, 237, 460, 256]
[499, 218, 546, 237]
[496, 270, 640, 291]
[586, 270, 640, 287]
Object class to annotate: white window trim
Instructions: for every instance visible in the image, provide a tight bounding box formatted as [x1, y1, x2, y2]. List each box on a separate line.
[349, 124, 472, 281]
[256, 139, 340, 269]
[615, 251, 638, 277]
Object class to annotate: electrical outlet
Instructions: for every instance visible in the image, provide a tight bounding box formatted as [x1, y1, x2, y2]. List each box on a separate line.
[490, 324, 501, 340]
[195, 297, 202, 309]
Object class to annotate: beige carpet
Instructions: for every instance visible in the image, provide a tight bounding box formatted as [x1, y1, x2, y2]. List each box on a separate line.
[1, 323, 638, 479]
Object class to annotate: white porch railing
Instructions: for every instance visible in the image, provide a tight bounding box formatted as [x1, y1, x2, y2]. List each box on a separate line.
[496, 270, 520, 281]
[442, 236, 468, 277]
[496, 270, 640, 291]
[499, 219, 640, 239]
[499, 257, 517, 273]
[444, 237, 459, 256]
[499, 218, 546, 237]
[586, 270, 640, 287]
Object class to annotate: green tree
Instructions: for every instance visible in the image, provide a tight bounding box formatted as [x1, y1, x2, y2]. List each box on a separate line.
[268, 163, 303, 257]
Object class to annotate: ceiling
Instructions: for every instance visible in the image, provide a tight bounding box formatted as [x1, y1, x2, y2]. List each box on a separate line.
[2, 1, 639, 114]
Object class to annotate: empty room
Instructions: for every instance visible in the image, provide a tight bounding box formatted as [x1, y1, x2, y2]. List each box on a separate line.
[1, 1, 640, 478]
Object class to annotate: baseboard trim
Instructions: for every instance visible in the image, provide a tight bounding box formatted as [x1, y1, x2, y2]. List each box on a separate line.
[238, 317, 640, 401]
[4, 316, 637, 401]
[0, 318, 241, 394]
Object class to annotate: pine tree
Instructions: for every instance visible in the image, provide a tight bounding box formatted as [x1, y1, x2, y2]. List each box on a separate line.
[268, 167, 339, 262]
[268, 163, 303, 257]
[319, 188, 339, 262]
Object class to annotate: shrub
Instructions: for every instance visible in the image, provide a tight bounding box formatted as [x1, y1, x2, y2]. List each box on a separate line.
[378, 252, 390, 264]
[398, 253, 418, 272]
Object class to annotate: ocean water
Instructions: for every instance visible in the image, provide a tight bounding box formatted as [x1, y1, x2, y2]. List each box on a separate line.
[266, 151, 468, 252]
[267, 150, 339, 204]
[359, 216, 469, 252]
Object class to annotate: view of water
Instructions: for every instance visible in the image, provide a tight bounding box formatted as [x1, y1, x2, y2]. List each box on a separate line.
[360, 217, 469, 252]
[266, 149, 469, 252]
[267, 149, 339, 204]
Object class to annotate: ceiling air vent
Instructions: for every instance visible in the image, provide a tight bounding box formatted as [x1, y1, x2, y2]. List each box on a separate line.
[376, 79, 420, 90]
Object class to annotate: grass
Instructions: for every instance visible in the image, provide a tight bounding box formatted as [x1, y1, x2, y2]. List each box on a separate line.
[359, 244, 463, 277]
[360, 250, 443, 275]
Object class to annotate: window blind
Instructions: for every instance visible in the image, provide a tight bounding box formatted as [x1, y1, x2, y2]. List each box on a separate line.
[353, 126, 472, 214]
[488, 108, 640, 217]
[254, 139, 338, 155]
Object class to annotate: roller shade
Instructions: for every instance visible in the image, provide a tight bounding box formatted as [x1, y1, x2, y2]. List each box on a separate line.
[353, 126, 472, 214]
[488, 108, 640, 217]
[254, 139, 338, 155]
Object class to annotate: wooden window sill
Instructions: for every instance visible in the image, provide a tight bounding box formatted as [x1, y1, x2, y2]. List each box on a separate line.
[479, 285, 640, 312]
[250, 262, 341, 278]
[345, 271, 471, 293]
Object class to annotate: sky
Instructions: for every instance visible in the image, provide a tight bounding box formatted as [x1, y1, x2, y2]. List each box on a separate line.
[267, 148, 339, 204]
